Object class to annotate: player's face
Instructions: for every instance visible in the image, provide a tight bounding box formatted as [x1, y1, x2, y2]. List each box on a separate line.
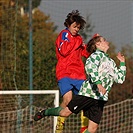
[68, 22, 80, 36]
[98, 37, 109, 53]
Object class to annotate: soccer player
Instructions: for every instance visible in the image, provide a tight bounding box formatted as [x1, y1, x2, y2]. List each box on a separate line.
[34, 34, 126, 133]
[54, 10, 90, 132]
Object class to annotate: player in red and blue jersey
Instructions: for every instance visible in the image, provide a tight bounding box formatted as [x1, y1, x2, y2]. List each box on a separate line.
[55, 10, 90, 133]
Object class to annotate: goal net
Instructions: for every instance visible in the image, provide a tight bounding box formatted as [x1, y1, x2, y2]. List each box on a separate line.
[0, 90, 59, 133]
[0, 90, 132, 133]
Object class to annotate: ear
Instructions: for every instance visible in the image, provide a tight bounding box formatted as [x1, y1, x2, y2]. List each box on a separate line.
[96, 41, 100, 46]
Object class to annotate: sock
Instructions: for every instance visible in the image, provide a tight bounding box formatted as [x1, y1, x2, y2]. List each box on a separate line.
[57, 116, 66, 124]
[55, 116, 66, 130]
[81, 111, 88, 127]
[83, 129, 90, 133]
[80, 126, 88, 133]
[45, 106, 63, 116]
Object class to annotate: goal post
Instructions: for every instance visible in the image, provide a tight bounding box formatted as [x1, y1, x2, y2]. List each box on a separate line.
[0, 90, 59, 106]
[0, 90, 59, 133]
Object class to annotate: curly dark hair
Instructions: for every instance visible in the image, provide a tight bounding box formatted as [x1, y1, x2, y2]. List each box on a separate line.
[86, 36, 102, 54]
[64, 10, 86, 29]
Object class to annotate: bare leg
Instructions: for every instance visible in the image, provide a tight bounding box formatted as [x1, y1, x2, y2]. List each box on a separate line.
[60, 90, 72, 107]
[87, 120, 98, 133]
[59, 107, 72, 117]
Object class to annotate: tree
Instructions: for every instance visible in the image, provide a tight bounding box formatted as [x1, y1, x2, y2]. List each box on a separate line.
[14, 9, 58, 91]
[0, 0, 17, 90]
[0, 1, 58, 91]
[0, 2, 59, 108]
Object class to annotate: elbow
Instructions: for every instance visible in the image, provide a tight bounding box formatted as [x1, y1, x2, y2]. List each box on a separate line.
[117, 79, 126, 84]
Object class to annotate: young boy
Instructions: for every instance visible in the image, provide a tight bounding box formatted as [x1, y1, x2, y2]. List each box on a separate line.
[34, 34, 126, 133]
[54, 10, 90, 132]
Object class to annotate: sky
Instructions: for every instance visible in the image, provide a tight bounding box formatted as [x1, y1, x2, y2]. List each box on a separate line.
[39, 0, 133, 50]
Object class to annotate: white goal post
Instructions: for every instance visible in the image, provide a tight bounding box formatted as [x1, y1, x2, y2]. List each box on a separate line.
[0, 90, 59, 133]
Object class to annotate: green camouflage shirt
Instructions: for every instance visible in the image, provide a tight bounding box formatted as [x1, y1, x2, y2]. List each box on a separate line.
[78, 49, 126, 101]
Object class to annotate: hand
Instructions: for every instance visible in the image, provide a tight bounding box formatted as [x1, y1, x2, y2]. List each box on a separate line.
[97, 84, 106, 95]
[116, 52, 125, 62]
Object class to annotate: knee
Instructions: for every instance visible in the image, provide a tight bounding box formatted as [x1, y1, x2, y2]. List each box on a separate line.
[59, 107, 72, 117]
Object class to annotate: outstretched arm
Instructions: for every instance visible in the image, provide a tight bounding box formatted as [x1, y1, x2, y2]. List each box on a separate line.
[114, 52, 126, 84]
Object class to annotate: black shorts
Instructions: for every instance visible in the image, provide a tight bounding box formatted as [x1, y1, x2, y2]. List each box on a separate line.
[67, 95, 107, 124]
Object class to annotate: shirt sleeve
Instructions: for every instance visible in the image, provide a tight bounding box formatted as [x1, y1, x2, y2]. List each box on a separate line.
[113, 61, 126, 84]
[81, 44, 91, 58]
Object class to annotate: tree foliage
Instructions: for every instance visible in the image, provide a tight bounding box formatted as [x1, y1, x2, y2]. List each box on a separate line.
[0, 1, 58, 92]
[16, 9, 58, 91]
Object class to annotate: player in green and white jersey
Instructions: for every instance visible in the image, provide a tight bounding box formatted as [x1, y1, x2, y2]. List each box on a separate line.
[34, 34, 126, 133]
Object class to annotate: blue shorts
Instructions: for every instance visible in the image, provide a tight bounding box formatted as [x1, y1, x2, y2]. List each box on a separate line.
[58, 77, 84, 96]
